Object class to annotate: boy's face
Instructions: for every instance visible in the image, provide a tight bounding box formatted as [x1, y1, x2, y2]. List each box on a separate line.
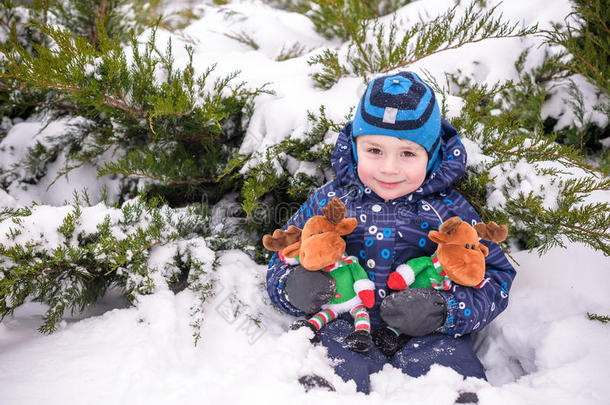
[356, 135, 428, 200]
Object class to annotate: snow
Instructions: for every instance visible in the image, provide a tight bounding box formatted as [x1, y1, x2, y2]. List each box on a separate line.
[1, 0, 610, 404]
[0, 118, 121, 206]
[1, 244, 608, 405]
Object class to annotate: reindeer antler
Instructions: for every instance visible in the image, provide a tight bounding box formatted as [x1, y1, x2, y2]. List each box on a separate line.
[438, 217, 463, 234]
[474, 221, 508, 243]
[322, 197, 346, 225]
[262, 225, 302, 251]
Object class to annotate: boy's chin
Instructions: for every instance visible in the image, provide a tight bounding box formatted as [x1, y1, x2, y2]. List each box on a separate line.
[372, 188, 409, 201]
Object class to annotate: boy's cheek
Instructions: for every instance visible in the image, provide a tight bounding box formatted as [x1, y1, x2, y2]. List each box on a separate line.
[355, 165, 373, 187]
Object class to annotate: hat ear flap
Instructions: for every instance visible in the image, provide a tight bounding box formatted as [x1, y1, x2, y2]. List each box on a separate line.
[351, 133, 359, 164]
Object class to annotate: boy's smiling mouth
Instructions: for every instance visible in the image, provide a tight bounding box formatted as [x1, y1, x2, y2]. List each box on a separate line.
[376, 179, 404, 188]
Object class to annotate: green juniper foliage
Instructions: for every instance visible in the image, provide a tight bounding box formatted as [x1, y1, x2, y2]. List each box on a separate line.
[538, 0, 610, 168]
[0, 0, 52, 129]
[1, 0, 609, 339]
[296, 0, 414, 41]
[0, 194, 215, 334]
[485, 47, 609, 172]
[542, 0, 609, 97]
[0, 0, 269, 206]
[587, 312, 610, 323]
[0, 1, 266, 337]
[245, 1, 608, 257]
[425, 70, 610, 255]
[275, 42, 308, 61]
[222, 106, 341, 252]
[0, 0, 163, 123]
[223, 30, 260, 50]
[309, 1, 537, 88]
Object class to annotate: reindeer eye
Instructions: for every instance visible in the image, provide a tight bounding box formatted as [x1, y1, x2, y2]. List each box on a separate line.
[471, 245, 476, 250]
[319, 231, 323, 234]
[465, 244, 469, 249]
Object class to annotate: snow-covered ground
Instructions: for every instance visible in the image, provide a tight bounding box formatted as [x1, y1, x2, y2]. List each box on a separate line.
[0, 243, 608, 405]
[1, 1, 609, 404]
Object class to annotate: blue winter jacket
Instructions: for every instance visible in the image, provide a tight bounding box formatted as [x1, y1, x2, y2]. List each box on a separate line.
[266, 119, 515, 338]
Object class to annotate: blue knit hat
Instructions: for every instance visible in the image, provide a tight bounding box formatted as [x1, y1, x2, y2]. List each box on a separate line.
[351, 71, 442, 174]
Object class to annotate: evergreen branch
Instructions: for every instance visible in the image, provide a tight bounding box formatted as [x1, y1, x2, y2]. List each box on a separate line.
[0, 197, 211, 334]
[0, 14, 12, 33]
[102, 92, 144, 117]
[572, 52, 609, 86]
[311, 1, 538, 86]
[587, 312, 610, 323]
[91, 0, 109, 48]
[556, 220, 609, 239]
[103, 239, 163, 276]
[222, 30, 259, 50]
[582, 0, 609, 34]
[35, 80, 144, 118]
[497, 146, 595, 170]
[381, 31, 538, 73]
[47, 140, 118, 190]
[114, 171, 217, 185]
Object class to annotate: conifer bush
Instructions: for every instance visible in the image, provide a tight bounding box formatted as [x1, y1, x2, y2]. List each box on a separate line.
[0, 0, 267, 335]
[250, 0, 609, 256]
[0, 194, 216, 335]
[541, 0, 609, 167]
[0, 0, 608, 336]
[297, 0, 414, 41]
[308, 2, 538, 88]
[0, 0, 268, 206]
[425, 72, 609, 255]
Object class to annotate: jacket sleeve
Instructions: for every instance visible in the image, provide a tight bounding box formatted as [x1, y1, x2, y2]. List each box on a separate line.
[436, 190, 516, 338]
[265, 183, 335, 316]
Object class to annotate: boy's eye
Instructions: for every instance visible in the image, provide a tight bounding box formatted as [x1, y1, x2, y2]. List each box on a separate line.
[367, 148, 382, 155]
[401, 151, 415, 157]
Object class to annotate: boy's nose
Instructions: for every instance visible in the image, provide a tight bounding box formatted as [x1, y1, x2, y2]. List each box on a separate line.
[379, 156, 399, 174]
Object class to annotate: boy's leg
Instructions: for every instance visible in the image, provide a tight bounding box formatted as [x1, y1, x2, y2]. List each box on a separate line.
[317, 319, 387, 394]
[391, 333, 486, 379]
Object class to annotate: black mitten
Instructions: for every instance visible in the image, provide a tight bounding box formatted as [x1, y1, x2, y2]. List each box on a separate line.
[380, 288, 447, 336]
[284, 265, 336, 314]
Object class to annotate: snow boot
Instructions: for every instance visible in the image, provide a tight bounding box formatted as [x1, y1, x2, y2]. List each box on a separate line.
[343, 329, 373, 353]
[290, 319, 319, 343]
[372, 327, 411, 357]
[455, 392, 479, 404]
[298, 374, 335, 392]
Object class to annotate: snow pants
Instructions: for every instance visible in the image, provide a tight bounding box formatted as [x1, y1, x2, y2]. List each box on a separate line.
[318, 319, 486, 394]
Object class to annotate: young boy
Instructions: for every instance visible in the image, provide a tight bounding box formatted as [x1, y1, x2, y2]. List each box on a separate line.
[266, 71, 515, 396]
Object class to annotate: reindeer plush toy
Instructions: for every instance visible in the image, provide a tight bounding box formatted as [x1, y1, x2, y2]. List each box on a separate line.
[375, 216, 508, 356]
[263, 197, 376, 353]
[387, 217, 508, 291]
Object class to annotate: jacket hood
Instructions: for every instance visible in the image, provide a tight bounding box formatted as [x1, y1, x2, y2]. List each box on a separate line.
[330, 118, 466, 202]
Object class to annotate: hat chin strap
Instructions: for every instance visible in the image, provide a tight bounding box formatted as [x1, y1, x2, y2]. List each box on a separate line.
[351, 134, 359, 164]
